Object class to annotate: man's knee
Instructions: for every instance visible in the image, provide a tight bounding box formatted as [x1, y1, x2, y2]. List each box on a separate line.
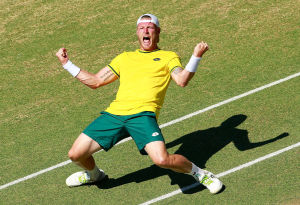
[152, 155, 170, 168]
[68, 148, 82, 162]
[145, 141, 171, 168]
[67, 133, 101, 162]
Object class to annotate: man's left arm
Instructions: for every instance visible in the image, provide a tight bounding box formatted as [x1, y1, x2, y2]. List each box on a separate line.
[171, 42, 209, 87]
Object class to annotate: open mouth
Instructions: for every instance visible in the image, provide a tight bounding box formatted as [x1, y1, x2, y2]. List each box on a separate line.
[143, 36, 151, 43]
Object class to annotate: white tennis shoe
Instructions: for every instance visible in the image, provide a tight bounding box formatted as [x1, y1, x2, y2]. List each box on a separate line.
[66, 169, 106, 187]
[193, 170, 223, 194]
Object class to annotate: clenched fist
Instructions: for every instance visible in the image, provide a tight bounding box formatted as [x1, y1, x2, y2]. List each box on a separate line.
[193, 42, 209, 58]
[56, 48, 69, 65]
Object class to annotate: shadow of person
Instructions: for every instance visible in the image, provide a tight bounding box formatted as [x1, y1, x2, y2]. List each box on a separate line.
[95, 114, 288, 193]
[165, 114, 288, 193]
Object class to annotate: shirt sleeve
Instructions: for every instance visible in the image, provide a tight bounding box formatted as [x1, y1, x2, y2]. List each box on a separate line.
[107, 53, 124, 78]
[167, 54, 183, 73]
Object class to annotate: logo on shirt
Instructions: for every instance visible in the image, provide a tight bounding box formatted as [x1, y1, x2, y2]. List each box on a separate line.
[153, 58, 161, 61]
[152, 132, 160, 137]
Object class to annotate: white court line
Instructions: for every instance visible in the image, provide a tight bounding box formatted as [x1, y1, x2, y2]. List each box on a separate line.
[0, 72, 299, 190]
[0, 160, 72, 190]
[140, 142, 300, 205]
[159, 72, 300, 129]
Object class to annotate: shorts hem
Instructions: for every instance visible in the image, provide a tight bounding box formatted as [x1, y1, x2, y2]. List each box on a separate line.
[139, 138, 165, 155]
[82, 131, 109, 152]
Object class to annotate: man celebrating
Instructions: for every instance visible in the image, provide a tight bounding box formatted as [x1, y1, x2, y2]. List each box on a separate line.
[56, 14, 223, 194]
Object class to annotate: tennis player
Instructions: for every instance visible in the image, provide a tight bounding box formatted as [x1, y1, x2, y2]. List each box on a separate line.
[56, 14, 223, 194]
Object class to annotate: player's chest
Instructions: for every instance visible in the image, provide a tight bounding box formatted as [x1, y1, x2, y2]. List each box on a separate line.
[121, 55, 168, 73]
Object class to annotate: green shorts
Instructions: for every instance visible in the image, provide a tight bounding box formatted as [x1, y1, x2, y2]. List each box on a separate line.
[83, 111, 164, 155]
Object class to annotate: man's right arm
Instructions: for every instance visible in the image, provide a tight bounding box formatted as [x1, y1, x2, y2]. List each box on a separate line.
[56, 48, 118, 89]
[76, 66, 118, 89]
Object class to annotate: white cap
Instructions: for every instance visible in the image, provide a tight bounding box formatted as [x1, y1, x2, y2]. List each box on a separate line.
[137, 14, 160, 28]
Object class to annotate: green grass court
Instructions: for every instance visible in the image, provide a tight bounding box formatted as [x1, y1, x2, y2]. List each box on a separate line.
[1, 0, 299, 204]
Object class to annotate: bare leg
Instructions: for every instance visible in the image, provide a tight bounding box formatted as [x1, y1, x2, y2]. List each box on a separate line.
[144, 141, 192, 173]
[145, 141, 223, 194]
[68, 133, 102, 170]
[65, 133, 107, 187]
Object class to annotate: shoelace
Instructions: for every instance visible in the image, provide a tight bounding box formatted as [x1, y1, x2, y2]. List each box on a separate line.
[195, 172, 214, 186]
[78, 172, 90, 183]
[200, 175, 214, 185]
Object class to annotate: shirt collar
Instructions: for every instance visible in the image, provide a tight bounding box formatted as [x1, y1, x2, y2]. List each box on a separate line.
[137, 48, 161, 53]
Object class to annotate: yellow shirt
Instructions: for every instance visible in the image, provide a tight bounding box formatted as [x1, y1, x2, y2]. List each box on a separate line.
[105, 49, 182, 117]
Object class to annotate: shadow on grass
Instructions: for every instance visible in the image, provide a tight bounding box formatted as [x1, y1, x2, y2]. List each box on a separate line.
[92, 114, 288, 193]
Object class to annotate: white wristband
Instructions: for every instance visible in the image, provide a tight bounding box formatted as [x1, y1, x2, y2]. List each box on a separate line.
[63, 60, 81, 77]
[185, 55, 202, 73]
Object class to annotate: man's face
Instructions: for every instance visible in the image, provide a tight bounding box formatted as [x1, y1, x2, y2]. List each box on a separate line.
[136, 21, 160, 51]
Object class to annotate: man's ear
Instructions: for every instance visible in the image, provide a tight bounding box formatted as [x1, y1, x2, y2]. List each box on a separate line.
[157, 27, 161, 43]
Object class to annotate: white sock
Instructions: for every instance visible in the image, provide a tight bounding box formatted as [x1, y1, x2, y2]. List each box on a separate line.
[189, 163, 204, 176]
[87, 165, 101, 180]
